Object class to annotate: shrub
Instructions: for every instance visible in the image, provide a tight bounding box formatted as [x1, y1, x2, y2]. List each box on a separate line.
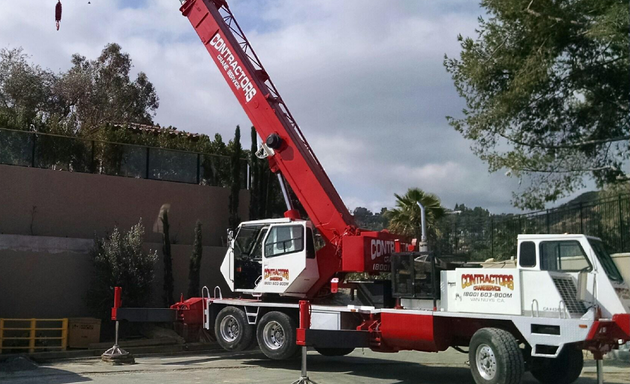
[87, 220, 158, 319]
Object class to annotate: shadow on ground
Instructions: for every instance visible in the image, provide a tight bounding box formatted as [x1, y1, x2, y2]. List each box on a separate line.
[237, 352, 628, 384]
[0, 366, 91, 384]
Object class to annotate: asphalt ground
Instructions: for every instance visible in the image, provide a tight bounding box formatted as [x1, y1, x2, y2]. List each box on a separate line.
[1, 348, 629, 384]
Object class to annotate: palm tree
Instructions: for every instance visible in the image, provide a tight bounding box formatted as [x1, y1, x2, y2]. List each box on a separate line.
[386, 188, 445, 244]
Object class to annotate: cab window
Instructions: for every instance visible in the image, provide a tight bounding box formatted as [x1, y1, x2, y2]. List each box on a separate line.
[540, 241, 592, 272]
[265, 225, 304, 258]
[519, 241, 536, 268]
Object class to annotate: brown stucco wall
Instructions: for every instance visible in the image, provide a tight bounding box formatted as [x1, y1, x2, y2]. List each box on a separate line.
[0, 235, 231, 319]
[0, 164, 249, 246]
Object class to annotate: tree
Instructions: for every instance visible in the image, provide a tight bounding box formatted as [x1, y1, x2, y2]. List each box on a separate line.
[0, 48, 55, 128]
[386, 188, 446, 244]
[160, 208, 174, 307]
[249, 126, 260, 219]
[87, 220, 158, 319]
[56, 43, 159, 133]
[187, 220, 203, 298]
[352, 207, 388, 231]
[1, 44, 158, 134]
[445, 0, 629, 209]
[228, 126, 242, 229]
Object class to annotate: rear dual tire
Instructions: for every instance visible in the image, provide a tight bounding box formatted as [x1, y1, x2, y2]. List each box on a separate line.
[214, 306, 255, 352]
[530, 346, 583, 384]
[256, 311, 299, 360]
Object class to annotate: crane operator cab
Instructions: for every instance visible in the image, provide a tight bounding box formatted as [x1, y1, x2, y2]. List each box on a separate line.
[220, 218, 320, 297]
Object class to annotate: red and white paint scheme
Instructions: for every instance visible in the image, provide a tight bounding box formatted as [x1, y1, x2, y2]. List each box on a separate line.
[115, 2, 630, 384]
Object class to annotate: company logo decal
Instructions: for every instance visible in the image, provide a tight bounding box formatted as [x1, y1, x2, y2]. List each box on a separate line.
[209, 33, 257, 102]
[370, 240, 395, 260]
[264, 268, 289, 281]
[461, 274, 515, 291]
[263, 268, 290, 287]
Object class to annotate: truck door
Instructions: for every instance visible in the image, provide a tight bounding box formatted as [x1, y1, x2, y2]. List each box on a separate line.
[259, 223, 307, 293]
[232, 224, 268, 291]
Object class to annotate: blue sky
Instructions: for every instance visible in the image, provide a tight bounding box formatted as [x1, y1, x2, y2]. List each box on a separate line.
[0, 0, 592, 214]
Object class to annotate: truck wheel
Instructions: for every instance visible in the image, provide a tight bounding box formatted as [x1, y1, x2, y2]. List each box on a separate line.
[315, 347, 354, 357]
[214, 306, 254, 352]
[530, 346, 583, 384]
[469, 328, 524, 384]
[256, 311, 298, 360]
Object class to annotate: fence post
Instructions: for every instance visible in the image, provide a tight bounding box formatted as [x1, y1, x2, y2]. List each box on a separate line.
[196, 153, 201, 184]
[61, 318, 68, 351]
[617, 195, 626, 252]
[580, 203, 584, 235]
[29, 319, 36, 353]
[145, 147, 150, 179]
[90, 140, 96, 173]
[31, 134, 37, 168]
[0, 318, 4, 353]
[490, 216, 494, 259]
[546, 210, 550, 234]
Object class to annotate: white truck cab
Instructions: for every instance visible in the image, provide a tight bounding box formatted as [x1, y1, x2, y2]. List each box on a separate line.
[220, 218, 320, 297]
[441, 234, 629, 318]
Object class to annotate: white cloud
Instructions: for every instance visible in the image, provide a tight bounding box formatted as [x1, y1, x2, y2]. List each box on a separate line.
[1, 0, 580, 215]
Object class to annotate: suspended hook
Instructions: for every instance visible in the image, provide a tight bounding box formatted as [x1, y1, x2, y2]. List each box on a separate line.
[55, 0, 62, 31]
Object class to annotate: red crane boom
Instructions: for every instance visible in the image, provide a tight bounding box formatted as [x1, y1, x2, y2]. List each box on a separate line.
[180, 0, 404, 296]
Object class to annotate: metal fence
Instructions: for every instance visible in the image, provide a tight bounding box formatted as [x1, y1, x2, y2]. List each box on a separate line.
[0, 127, 248, 188]
[436, 194, 630, 261]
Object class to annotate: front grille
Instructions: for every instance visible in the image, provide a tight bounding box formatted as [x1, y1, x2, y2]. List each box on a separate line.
[551, 276, 587, 316]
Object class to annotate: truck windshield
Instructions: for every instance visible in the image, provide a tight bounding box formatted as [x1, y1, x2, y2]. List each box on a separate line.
[588, 239, 624, 283]
[234, 225, 266, 260]
[540, 240, 592, 272]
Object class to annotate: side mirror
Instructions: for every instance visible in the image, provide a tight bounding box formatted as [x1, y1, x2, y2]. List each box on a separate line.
[227, 229, 234, 243]
[577, 270, 589, 302]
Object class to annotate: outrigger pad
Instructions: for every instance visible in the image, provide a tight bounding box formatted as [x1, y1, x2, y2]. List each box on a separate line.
[304, 330, 370, 348]
[101, 347, 135, 365]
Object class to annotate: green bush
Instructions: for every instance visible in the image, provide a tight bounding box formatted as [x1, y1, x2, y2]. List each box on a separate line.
[87, 220, 158, 319]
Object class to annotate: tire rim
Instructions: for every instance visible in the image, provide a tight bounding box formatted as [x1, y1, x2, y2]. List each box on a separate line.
[219, 315, 240, 342]
[262, 320, 285, 350]
[476, 344, 497, 381]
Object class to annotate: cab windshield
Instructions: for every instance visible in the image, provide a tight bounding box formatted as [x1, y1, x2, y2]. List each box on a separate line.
[588, 239, 624, 283]
[234, 225, 266, 260]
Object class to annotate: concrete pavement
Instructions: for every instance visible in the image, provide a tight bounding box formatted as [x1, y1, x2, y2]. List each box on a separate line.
[1, 348, 629, 384]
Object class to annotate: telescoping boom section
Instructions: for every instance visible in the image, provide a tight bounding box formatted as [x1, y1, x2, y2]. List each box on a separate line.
[180, 0, 405, 296]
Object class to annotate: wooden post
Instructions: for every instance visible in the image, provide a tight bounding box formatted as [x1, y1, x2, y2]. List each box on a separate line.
[29, 319, 36, 353]
[0, 318, 4, 354]
[61, 318, 68, 351]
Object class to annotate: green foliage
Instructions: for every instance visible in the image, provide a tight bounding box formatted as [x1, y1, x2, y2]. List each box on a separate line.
[0, 44, 248, 187]
[353, 207, 389, 231]
[386, 188, 446, 243]
[87, 220, 157, 320]
[187, 220, 203, 298]
[56, 43, 159, 132]
[161, 210, 174, 307]
[0, 44, 158, 133]
[436, 204, 494, 261]
[445, 0, 629, 209]
[247, 126, 286, 220]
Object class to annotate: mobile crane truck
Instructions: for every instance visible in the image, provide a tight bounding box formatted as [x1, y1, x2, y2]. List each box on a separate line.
[110, 1, 630, 383]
